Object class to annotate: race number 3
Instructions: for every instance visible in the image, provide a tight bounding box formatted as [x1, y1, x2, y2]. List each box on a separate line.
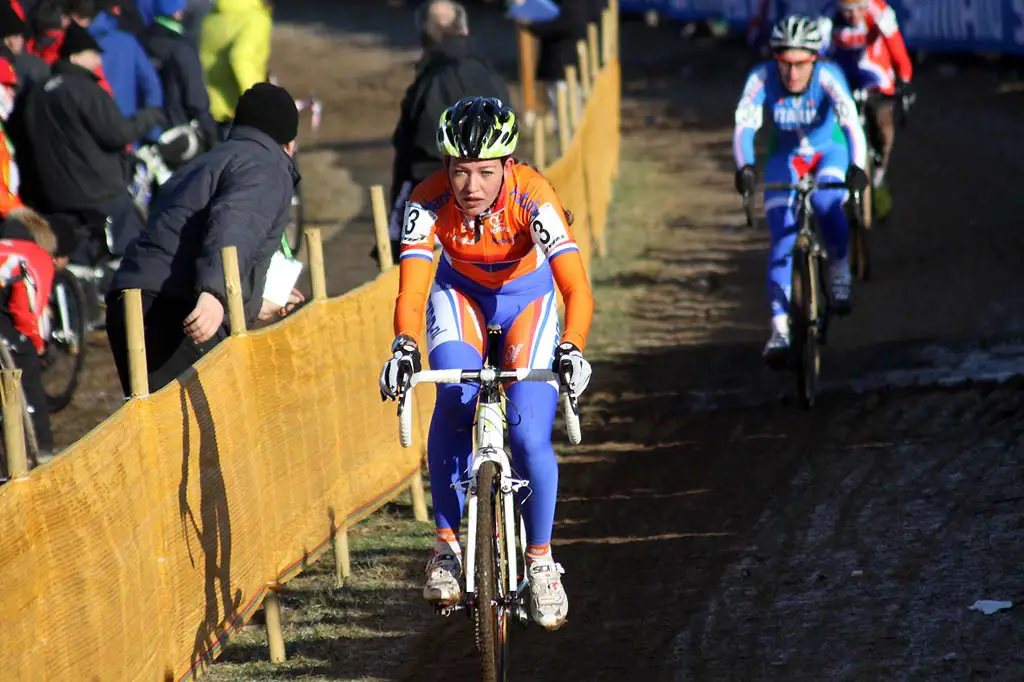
[402, 202, 436, 244]
[530, 202, 570, 256]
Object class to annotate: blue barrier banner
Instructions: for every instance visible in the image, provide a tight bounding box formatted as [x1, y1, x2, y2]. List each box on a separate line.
[620, 0, 1024, 55]
[894, 0, 1024, 55]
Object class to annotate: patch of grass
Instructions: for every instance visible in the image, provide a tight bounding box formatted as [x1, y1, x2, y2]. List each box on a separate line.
[587, 141, 689, 359]
[201, 498, 434, 682]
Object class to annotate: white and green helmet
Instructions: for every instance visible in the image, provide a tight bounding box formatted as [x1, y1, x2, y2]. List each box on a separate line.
[436, 96, 519, 159]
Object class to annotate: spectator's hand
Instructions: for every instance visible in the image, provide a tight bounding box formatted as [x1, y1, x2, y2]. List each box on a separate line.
[258, 289, 306, 320]
[258, 297, 279, 320]
[279, 288, 305, 316]
[184, 292, 224, 343]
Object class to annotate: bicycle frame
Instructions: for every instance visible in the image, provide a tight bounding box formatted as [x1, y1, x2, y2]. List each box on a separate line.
[402, 367, 575, 603]
[763, 175, 847, 310]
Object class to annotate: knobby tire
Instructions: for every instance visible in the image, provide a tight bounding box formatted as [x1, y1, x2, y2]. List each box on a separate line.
[475, 461, 508, 682]
[791, 241, 819, 410]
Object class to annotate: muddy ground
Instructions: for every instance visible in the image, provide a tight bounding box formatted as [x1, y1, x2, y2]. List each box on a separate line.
[49, 1, 1024, 680]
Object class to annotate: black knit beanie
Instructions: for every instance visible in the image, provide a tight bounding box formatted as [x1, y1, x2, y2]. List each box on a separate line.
[234, 82, 299, 146]
[59, 22, 103, 60]
[0, 4, 26, 39]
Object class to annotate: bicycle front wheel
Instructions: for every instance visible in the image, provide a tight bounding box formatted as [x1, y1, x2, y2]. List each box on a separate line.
[791, 245, 820, 409]
[44, 269, 89, 412]
[475, 460, 510, 682]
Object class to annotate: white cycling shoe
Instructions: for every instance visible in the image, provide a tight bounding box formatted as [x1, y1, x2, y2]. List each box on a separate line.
[423, 552, 462, 606]
[763, 316, 791, 370]
[527, 560, 569, 630]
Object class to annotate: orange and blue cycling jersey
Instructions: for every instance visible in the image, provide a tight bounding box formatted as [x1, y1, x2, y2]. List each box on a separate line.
[393, 161, 593, 548]
[394, 161, 593, 353]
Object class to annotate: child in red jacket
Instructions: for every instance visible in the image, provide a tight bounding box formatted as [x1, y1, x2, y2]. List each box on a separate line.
[0, 215, 77, 460]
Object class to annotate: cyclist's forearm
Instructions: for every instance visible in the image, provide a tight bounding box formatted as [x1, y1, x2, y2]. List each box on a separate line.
[393, 256, 433, 344]
[733, 125, 758, 168]
[551, 251, 592, 351]
[884, 32, 913, 83]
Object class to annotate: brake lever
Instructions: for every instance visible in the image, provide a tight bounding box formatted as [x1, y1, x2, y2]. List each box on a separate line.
[557, 363, 580, 412]
[742, 192, 754, 228]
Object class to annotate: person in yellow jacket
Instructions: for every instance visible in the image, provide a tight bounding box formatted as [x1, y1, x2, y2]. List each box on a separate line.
[199, 0, 272, 133]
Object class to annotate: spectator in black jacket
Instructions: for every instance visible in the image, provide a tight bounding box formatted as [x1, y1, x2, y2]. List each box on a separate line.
[105, 82, 303, 396]
[143, 0, 217, 148]
[520, 0, 589, 132]
[381, 0, 509, 264]
[18, 22, 165, 258]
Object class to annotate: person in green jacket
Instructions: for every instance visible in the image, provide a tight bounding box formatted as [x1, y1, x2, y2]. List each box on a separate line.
[198, 0, 272, 134]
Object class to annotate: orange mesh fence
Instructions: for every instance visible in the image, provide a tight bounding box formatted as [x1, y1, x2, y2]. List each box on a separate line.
[578, 61, 621, 251]
[0, 46, 619, 682]
[545, 123, 592, 271]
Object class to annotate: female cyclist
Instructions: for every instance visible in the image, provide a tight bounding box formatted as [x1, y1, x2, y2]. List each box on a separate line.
[378, 96, 594, 631]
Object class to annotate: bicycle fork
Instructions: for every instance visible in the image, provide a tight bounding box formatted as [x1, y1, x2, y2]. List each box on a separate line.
[447, 395, 530, 624]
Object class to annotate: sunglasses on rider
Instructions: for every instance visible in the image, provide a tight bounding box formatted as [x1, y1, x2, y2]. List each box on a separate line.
[775, 54, 817, 67]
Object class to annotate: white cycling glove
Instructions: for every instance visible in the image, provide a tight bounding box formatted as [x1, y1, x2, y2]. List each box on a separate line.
[554, 342, 592, 397]
[379, 335, 421, 401]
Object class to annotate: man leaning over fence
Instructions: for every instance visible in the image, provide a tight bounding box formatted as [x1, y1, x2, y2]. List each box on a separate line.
[376, 0, 510, 267]
[104, 82, 303, 397]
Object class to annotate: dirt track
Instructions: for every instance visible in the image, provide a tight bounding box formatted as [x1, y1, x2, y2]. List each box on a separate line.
[391, 14, 1024, 682]
[49, 2, 1024, 679]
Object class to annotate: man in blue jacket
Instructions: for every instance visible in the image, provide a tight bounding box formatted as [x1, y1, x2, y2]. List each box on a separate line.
[70, 0, 163, 142]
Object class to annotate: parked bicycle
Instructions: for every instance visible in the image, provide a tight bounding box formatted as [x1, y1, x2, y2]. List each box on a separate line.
[41, 268, 89, 412]
[396, 324, 581, 682]
[744, 173, 859, 409]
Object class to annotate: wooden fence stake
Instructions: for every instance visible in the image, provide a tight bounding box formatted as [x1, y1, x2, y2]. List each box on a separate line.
[588, 23, 601, 75]
[555, 81, 570, 156]
[1, 369, 27, 478]
[516, 26, 538, 119]
[333, 525, 351, 586]
[124, 288, 149, 398]
[609, 0, 620, 59]
[370, 185, 393, 273]
[565, 65, 581, 131]
[602, 9, 613, 67]
[576, 40, 592, 100]
[263, 585, 286, 663]
[533, 116, 546, 169]
[409, 469, 429, 522]
[304, 228, 327, 300]
[221, 246, 246, 336]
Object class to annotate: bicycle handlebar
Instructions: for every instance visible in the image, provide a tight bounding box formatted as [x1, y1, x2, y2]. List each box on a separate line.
[397, 368, 582, 447]
[761, 181, 849, 192]
[742, 180, 851, 227]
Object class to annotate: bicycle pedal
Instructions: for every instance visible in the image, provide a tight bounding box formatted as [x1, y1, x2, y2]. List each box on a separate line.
[434, 603, 465, 617]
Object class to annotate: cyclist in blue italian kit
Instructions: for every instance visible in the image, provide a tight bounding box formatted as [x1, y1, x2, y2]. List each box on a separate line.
[732, 15, 869, 368]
